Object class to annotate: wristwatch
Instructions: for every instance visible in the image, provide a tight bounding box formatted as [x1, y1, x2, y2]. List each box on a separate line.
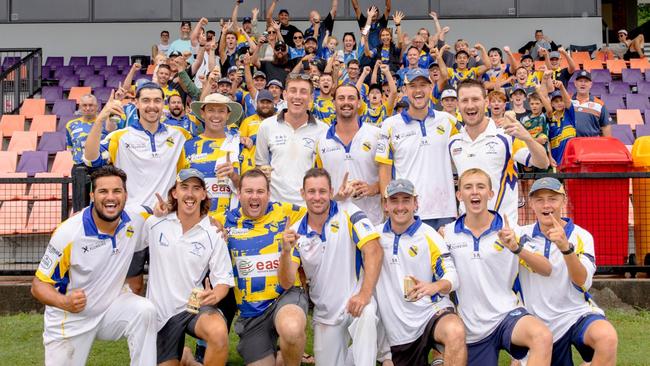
[561, 243, 575, 255]
[511, 241, 523, 255]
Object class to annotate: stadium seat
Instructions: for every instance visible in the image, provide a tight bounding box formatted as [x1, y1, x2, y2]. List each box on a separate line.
[37, 132, 66, 154]
[68, 86, 92, 103]
[83, 75, 105, 89]
[23, 172, 67, 200]
[16, 151, 48, 176]
[51, 151, 74, 176]
[106, 75, 123, 89]
[59, 75, 80, 91]
[630, 58, 650, 72]
[21, 200, 62, 234]
[7, 131, 38, 154]
[637, 82, 650, 95]
[98, 65, 120, 79]
[146, 64, 156, 75]
[626, 94, 650, 111]
[609, 81, 630, 95]
[590, 83, 608, 98]
[590, 69, 611, 84]
[19, 99, 46, 119]
[111, 56, 130, 70]
[569, 44, 597, 53]
[605, 60, 627, 75]
[594, 50, 615, 61]
[56, 114, 75, 133]
[622, 68, 644, 85]
[75, 64, 95, 80]
[616, 109, 644, 129]
[582, 60, 604, 72]
[0, 172, 28, 201]
[601, 95, 625, 113]
[41, 86, 63, 104]
[68, 56, 88, 68]
[0, 200, 29, 234]
[30, 115, 57, 136]
[52, 100, 77, 116]
[94, 87, 113, 104]
[0, 151, 18, 173]
[41, 65, 52, 80]
[570, 51, 592, 66]
[53, 65, 74, 80]
[637, 124, 650, 137]
[45, 56, 64, 68]
[0, 115, 25, 137]
[89, 56, 108, 70]
[611, 124, 635, 145]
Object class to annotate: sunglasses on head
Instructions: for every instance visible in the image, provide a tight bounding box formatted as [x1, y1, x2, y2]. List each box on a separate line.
[287, 73, 311, 81]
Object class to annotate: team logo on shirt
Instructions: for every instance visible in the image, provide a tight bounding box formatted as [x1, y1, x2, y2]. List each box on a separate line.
[209, 142, 222, 150]
[165, 137, 175, 147]
[493, 240, 504, 251]
[189, 242, 206, 257]
[237, 259, 255, 276]
[408, 245, 418, 257]
[451, 147, 463, 156]
[330, 221, 339, 233]
[303, 137, 315, 149]
[436, 125, 446, 135]
[376, 142, 386, 154]
[126, 226, 134, 238]
[362, 141, 372, 152]
[485, 142, 498, 155]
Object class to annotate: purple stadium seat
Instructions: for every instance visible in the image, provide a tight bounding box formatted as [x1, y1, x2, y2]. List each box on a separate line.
[590, 83, 608, 98]
[622, 68, 644, 85]
[609, 81, 630, 95]
[75, 65, 95, 80]
[567, 84, 577, 96]
[1, 57, 20, 71]
[54, 66, 74, 80]
[45, 57, 64, 68]
[52, 100, 77, 116]
[645, 69, 650, 82]
[68, 56, 88, 68]
[16, 151, 48, 176]
[638, 82, 650, 95]
[83, 75, 105, 88]
[41, 65, 52, 80]
[600, 94, 625, 114]
[37, 132, 67, 154]
[58, 75, 80, 91]
[41, 86, 63, 104]
[626, 94, 650, 111]
[138, 74, 153, 82]
[106, 74, 123, 89]
[637, 124, 650, 137]
[98, 66, 120, 78]
[111, 56, 130, 71]
[93, 87, 112, 104]
[89, 56, 108, 71]
[611, 125, 635, 145]
[591, 69, 612, 84]
[57, 114, 76, 132]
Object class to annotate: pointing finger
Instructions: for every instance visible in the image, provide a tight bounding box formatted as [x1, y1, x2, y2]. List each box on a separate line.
[109, 89, 115, 101]
[204, 277, 211, 290]
[503, 215, 510, 229]
[155, 193, 165, 205]
[283, 217, 290, 232]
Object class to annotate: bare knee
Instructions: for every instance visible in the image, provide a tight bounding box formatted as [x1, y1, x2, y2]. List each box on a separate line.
[275, 307, 306, 343]
[593, 329, 618, 355]
[200, 316, 229, 351]
[435, 315, 466, 349]
[530, 326, 553, 352]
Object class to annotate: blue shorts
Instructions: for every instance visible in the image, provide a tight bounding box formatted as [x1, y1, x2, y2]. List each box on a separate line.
[422, 217, 456, 231]
[552, 313, 608, 366]
[467, 307, 530, 366]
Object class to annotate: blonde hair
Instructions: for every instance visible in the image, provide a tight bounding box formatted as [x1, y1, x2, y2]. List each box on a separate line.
[458, 168, 492, 190]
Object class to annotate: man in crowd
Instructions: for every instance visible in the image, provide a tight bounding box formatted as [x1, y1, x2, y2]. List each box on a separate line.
[375, 178, 467, 366]
[284, 168, 383, 365]
[518, 29, 559, 60]
[303, 0, 338, 46]
[351, 0, 391, 50]
[167, 21, 193, 58]
[239, 89, 277, 173]
[31, 166, 157, 366]
[571, 70, 612, 137]
[253, 40, 295, 85]
[266, 2, 301, 47]
[164, 94, 198, 135]
[255, 73, 328, 205]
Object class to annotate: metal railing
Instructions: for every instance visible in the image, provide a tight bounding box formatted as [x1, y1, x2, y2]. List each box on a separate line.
[0, 48, 42, 115]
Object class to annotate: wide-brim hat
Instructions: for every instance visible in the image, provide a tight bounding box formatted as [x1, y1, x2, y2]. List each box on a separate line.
[191, 93, 243, 125]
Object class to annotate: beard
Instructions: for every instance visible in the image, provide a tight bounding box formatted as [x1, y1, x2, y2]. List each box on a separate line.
[93, 205, 123, 223]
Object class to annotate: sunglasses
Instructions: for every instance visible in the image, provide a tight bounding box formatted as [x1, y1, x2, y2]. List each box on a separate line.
[268, 30, 277, 34]
[287, 73, 311, 81]
[294, 36, 303, 39]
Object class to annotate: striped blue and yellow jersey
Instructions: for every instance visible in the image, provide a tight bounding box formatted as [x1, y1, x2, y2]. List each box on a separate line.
[447, 66, 482, 88]
[362, 101, 393, 127]
[549, 105, 576, 164]
[312, 95, 336, 125]
[217, 202, 306, 318]
[239, 114, 263, 173]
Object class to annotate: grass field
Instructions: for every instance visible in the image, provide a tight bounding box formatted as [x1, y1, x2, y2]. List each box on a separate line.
[0, 310, 648, 365]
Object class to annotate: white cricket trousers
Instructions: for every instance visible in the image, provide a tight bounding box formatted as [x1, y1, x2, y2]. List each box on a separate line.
[44, 291, 157, 366]
[313, 298, 379, 366]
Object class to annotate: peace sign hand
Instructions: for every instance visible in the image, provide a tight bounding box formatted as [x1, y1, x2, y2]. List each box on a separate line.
[153, 193, 171, 217]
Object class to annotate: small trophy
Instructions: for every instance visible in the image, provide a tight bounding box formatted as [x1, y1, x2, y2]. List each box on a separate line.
[186, 287, 202, 314]
[403, 276, 416, 302]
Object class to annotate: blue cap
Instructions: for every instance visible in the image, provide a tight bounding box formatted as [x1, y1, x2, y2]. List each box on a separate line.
[550, 90, 562, 99]
[242, 16, 252, 23]
[177, 168, 206, 184]
[510, 85, 526, 96]
[135, 79, 163, 94]
[257, 89, 274, 102]
[227, 66, 238, 74]
[385, 179, 417, 198]
[529, 177, 565, 197]
[575, 70, 591, 81]
[267, 79, 283, 89]
[404, 68, 431, 85]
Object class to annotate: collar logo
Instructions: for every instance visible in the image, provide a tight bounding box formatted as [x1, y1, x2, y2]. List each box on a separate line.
[408, 245, 418, 257]
[436, 125, 445, 135]
[126, 225, 134, 238]
[166, 137, 175, 147]
[362, 141, 372, 152]
[330, 220, 339, 233]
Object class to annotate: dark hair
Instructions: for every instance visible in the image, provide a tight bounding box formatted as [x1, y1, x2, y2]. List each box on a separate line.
[206, 30, 216, 37]
[457, 78, 486, 97]
[90, 165, 127, 192]
[528, 92, 542, 102]
[135, 82, 164, 99]
[407, 45, 420, 54]
[181, 21, 191, 27]
[488, 47, 503, 59]
[334, 83, 360, 99]
[303, 168, 332, 188]
[343, 32, 357, 50]
[455, 50, 470, 59]
[239, 168, 270, 191]
[160, 30, 169, 36]
[167, 179, 210, 216]
[158, 64, 172, 72]
[535, 29, 543, 34]
[346, 59, 361, 68]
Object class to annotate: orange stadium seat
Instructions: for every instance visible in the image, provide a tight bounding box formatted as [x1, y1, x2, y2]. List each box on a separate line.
[570, 51, 592, 66]
[606, 59, 627, 75]
[21, 200, 62, 234]
[19, 99, 46, 120]
[146, 64, 156, 75]
[7, 131, 37, 154]
[0, 172, 28, 201]
[582, 59, 604, 72]
[594, 49, 615, 61]
[630, 58, 650, 72]
[0, 151, 18, 173]
[511, 53, 522, 63]
[51, 151, 74, 176]
[0, 115, 25, 137]
[68, 86, 92, 103]
[0, 200, 28, 234]
[23, 172, 66, 200]
[616, 109, 644, 130]
[29, 115, 57, 136]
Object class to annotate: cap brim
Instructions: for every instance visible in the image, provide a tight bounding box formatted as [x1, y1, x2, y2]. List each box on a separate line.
[191, 101, 243, 124]
[406, 75, 432, 84]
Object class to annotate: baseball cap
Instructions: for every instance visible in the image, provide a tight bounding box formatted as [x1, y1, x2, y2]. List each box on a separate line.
[305, 36, 318, 43]
[135, 80, 163, 95]
[242, 16, 252, 24]
[253, 70, 267, 79]
[168, 50, 183, 58]
[510, 85, 526, 96]
[257, 89, 274, 102]
[279, 9, 289, 15]
[529, 177, 565, 197]
[274, 41, 287, 51]
[548, 51, 561, 59]
[521, 54, 533, 61]
[404, 68, 431, 85]
[217, 77, 232, 85]
[227, 66, 238, 74]
[385, 179, 417, 198]
[267, 79, 284, 89]
[177, 168, 206, 185]
[550, 90, 562, 100]
[428, 61, 439, 69]
[441, 89, 457, 100]
[575, 70, 591, 81]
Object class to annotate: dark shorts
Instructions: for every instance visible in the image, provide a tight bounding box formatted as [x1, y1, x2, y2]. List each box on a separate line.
[422, 217, 456, 231]
[390, 307, 456, 366]
[157, 305, 224, 364]
[624, 50, 641, 61]
[552, 313, 608, 366]
[234, 286, 309, 364]
[467, 307, 530, 366]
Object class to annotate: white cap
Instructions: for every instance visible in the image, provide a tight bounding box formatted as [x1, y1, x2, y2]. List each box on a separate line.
[441, 89, 457, 100]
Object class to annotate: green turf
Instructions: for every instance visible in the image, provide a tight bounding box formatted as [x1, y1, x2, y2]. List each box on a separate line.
[0, 310, 647, 365]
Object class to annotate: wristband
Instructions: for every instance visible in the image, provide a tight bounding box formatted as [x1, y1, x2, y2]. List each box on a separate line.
[395, 23, 401, 27]
[511, 241, 523, 255]
[561, 243, 575, 255]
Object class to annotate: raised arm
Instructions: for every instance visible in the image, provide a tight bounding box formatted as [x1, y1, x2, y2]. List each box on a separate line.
[231, 2, 241, 28]
[370, 60, 380, 84]
[357, 66, 371, 91]
[218, 21, 232, 61]
[383, 0, 392, 19]
[555, 80, 572, 109]
[351, 0, 362, 19]
[242, 53, 257, 98]
[381, 63, 397, 108]
[559, 47, 576, 74]
[84, 91, 123, 164]
[329, 0, 338, 17]
[122, 62, 142, 92]
[432, 47, 449, 90]
[266, 0, 278, 26]
[393, 11, 404, 50]
[504, 46, 518, 68]
[191, 18, 209, 47]
[475, 43, 490, 75]
[429, 11, 442, 36]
